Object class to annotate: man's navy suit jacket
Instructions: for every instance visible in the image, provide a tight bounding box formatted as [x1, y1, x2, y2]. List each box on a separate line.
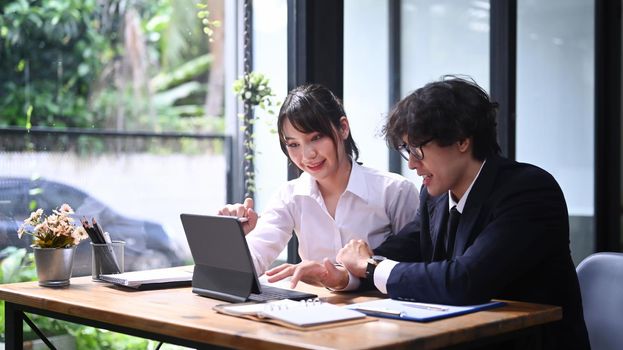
[374, 155, 590, 349]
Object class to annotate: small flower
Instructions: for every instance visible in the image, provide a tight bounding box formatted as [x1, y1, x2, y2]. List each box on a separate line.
[59, 203, 74, 214]
[72, 226, 88, 245]
[24, 208, 43, 225]
[34, 223, 46, 234]
[46, 214, 59, 226]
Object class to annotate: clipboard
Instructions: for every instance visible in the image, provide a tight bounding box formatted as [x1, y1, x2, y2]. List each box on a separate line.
[346, 299, 506, 322]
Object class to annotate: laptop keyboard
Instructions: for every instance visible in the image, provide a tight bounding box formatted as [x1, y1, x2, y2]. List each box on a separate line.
[248, 284, 317, 302]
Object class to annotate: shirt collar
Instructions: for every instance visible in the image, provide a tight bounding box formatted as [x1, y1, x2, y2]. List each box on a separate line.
[449, 159, 486, 214]
[344, 161, 368, 203]
[293, 171, 316, 196]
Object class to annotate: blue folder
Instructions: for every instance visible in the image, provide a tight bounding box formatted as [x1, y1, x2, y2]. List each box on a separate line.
[346, 298, 506, 322]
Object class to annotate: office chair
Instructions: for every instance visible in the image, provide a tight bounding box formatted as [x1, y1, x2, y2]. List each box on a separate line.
[576, 252, 623, 350]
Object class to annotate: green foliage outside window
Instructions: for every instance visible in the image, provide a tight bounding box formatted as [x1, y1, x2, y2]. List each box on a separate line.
[0, 0, 110, 128]
[0, 0, 220, 133]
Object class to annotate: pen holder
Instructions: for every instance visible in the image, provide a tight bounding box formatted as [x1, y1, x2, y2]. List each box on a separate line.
[91, 241, 125, 281]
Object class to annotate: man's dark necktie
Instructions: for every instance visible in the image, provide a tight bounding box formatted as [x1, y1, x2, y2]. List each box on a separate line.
[445, 206, 461, 257]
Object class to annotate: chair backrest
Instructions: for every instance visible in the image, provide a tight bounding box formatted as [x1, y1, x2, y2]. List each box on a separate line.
[576, 252, 623, 350]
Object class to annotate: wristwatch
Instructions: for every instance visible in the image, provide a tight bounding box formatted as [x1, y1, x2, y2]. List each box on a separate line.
[365, 255, 386, 281]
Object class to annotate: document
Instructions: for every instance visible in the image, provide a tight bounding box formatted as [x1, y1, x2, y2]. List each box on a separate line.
[213, 299, 372, 330]
[346, 299, 506, 322]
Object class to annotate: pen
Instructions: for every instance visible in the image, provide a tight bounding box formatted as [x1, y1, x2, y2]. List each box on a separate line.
[103, 231, 122, 273]
[103, 231, 112, 244]
[354, 306, 406, 318]
[237, 215, 262, 223]
[82, 217, 104, 244]
[92, 218, 121, 274]
[401, 302, 449, 312]
[92, 218, 107, 243]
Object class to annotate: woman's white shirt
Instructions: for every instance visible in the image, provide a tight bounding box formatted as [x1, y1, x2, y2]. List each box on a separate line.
[246, 162, 419, 275]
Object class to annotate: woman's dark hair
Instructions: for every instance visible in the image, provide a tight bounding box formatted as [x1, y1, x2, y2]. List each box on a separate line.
[383, 75, 501, 161]
[277, 84, 359, 161]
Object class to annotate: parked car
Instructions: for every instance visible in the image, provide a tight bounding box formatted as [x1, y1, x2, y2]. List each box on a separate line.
[0, 177, 183, 276]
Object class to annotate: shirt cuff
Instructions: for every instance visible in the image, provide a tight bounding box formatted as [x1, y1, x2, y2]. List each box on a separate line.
[327, 270, 360, 291]
[373, 259, 398, 294]
[342, 270, 361, 291]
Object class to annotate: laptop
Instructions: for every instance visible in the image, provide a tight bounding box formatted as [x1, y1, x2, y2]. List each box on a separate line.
[180, 213, 317, 303]
[100, 266, 193, 290]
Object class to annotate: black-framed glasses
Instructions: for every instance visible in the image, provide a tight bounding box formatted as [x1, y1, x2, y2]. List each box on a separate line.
[397, 138, 434, 161]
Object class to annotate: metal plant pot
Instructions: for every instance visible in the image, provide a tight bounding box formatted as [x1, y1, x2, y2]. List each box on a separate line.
[33, 246, 76, 287]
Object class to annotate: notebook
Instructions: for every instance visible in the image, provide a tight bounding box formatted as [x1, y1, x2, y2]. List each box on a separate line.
[99, 266, 193, 290]
[345, 298, 506, 322]
[213, 299, 370, 331]
[180, 213, 317, 303]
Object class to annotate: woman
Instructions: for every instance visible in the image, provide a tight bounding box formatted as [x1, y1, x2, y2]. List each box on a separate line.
[219, 84, 418, 287]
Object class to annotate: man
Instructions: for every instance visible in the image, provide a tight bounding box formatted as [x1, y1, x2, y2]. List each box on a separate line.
[273, 76, 590, 349]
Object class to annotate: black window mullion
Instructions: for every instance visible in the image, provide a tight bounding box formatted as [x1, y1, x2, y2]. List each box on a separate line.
[388, 0, 402, 174]
[594, 0, 622, 252]
[490, 0, 517, 160]
[286, 0, 344, 263]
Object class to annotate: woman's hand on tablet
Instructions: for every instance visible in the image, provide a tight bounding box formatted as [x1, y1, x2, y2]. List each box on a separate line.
[217, 197, 258, 234]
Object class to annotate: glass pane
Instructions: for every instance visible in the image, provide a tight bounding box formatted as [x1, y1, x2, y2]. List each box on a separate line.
[516, 0, 595, 264]
[344, 0, 390, 171]
[400, 0, 490, 187]
[251, 0, 289, 262]
[252, 0, 288, 210]
[0, 1, 229, 275]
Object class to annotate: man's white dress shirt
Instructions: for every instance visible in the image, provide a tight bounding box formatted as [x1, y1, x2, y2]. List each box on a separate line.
[247, 161, 419, 276]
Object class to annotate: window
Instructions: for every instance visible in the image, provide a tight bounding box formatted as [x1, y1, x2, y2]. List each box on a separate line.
[0, 0, 230, 273]
[516, 0, 595, 263]
[400, 0, 490, 186]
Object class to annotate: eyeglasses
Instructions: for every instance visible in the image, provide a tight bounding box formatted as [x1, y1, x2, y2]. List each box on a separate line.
[397, 138, 434, 161]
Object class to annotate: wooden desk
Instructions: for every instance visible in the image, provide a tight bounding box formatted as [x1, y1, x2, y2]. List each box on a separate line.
[0, 270, 561, 350]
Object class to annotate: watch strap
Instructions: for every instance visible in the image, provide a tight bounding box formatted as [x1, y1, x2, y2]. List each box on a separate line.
[365, 259, 376, 281]
[365, 256, 385, 281]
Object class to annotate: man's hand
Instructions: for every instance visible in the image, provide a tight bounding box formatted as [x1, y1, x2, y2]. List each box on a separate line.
[217, 197, 258, 235]
[337, 239, 373, 278]
[265, 259, 349, 290]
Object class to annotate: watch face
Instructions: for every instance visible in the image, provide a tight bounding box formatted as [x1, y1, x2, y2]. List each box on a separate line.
[371, 255, 386, 263]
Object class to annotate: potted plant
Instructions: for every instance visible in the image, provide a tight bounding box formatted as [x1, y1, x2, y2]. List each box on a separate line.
[17, 204, 88, 287]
